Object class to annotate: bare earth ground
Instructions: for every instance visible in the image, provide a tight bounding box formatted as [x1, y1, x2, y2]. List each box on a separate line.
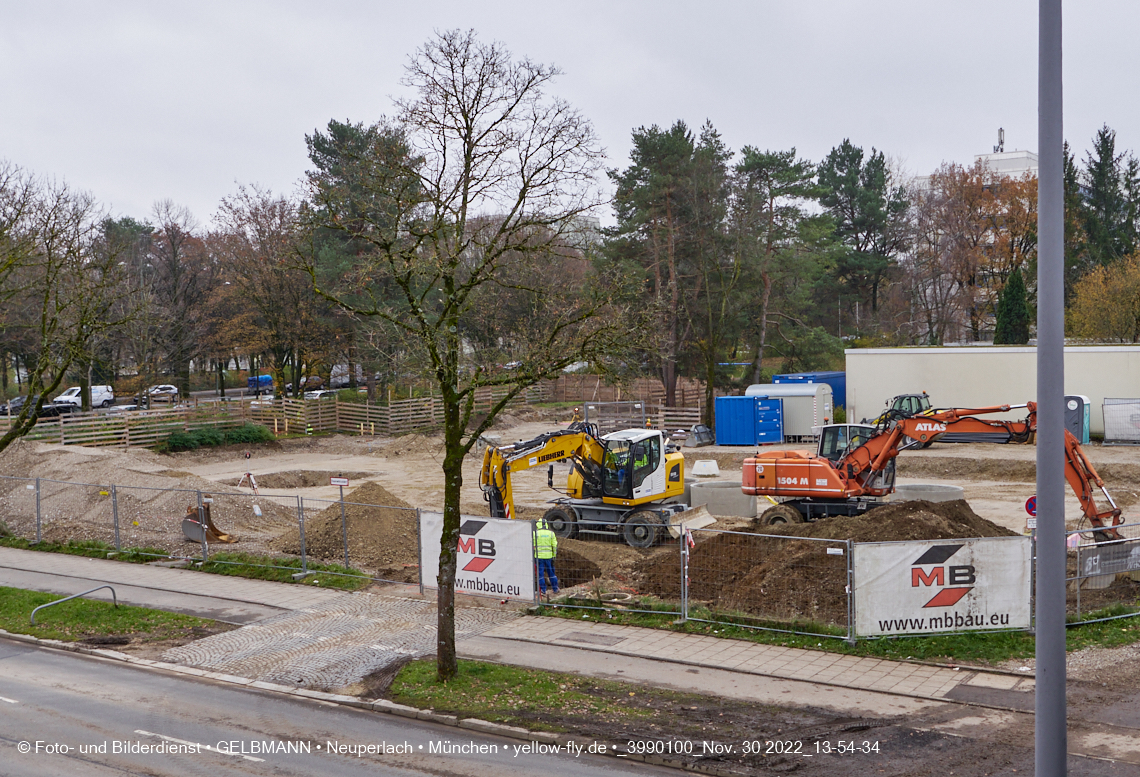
[6, 412, 1140, 773]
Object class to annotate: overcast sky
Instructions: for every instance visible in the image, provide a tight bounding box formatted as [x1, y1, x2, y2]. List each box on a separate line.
[3, 1, 1137, 226]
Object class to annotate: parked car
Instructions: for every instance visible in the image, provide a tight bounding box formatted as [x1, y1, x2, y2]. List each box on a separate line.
[304, 389, 338, 400]
[3, 394, 73, 418]
[135, 384, 179, 403]
[53, 385, 115, 408]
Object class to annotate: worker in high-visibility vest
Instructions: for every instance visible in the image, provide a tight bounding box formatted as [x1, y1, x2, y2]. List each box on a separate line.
[533, 518, 559, 596]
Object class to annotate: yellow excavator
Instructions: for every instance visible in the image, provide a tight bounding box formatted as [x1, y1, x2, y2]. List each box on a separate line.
[479, 421, 715, 547]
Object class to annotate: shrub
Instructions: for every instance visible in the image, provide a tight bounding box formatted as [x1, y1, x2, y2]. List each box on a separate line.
[224, 424, 275, 444]
[163, 423, 274, 452]
[165, 431, 200, 452]
[0, 519, 11, 539]
[192, 427, 225, 447]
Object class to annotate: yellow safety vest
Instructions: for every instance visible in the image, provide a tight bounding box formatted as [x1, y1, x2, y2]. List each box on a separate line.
[534, 526, 557, 559]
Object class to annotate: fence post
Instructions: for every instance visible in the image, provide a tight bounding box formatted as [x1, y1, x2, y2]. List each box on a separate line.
[416, 508, 424, 595]
[297, 496, 308, 575]
[1075, 537, 1081, 620]
[846, 539, 856, 644]
[339, 484, 349, 570]
[112, 485, 120, 551]
[197, 490, 208, 562]
[679, 527, 689, 623]
[35, 477, 41, 543]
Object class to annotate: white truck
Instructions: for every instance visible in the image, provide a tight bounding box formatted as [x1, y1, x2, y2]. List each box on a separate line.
[53, 385, 115, 409]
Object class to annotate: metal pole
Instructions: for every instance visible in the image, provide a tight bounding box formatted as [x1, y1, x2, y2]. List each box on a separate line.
[111, 485, 120, 551]
[681, 528, 687, 621]
[297, 496, 308, 574]
[339, 482, 349, 570]
[416, 508, 423, 595]
[35, 477, 41, 544]
[197, 490, 208, 562]
[1037, 1, 1067, 772]
[847, 539, 855, 644]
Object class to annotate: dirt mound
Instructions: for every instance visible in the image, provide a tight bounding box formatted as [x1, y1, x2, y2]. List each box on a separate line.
[273, 481, 419, 577]
[381, 434, 443, 458]
[637, 499, 1016, 625]
[759, 499, 1019, 543]
[555, 546, 601, 584]
[254, 471, 373, 490]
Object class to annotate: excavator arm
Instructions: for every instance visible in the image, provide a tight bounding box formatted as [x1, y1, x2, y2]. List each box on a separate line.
[839, 401, 1123, 537]
[479, 422, 605, 520]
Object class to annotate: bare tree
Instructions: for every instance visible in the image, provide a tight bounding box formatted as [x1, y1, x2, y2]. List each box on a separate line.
[301, 30, 637, 680]
[0, 169, 135, 451]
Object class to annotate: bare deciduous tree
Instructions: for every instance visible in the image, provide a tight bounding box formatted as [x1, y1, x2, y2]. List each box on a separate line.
[301, 30, 637, 680]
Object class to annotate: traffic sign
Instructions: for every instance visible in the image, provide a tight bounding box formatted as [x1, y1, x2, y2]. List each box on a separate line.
[330, 477, 349, 487]
[1025, 495, 1037, 517]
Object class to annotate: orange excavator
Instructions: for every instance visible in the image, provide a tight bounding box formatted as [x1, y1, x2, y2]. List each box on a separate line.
[742, 402, 1124, 539]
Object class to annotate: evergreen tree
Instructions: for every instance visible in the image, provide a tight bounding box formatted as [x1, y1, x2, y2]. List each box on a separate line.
[993, 266, 1030, 344]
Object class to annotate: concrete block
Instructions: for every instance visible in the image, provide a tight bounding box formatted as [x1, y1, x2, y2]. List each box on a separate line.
[690, 480, 756, 518]
[373, 699, 421, 718]
[690, 460, 720, 477]
[893, 484, 965, 503]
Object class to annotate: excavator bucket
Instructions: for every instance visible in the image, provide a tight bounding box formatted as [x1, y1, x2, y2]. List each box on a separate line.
[666, 505, 716, 538]
[180, 502, 236, 544]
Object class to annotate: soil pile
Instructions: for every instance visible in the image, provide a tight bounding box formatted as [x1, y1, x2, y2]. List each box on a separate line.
[381, 434, 442, 458]
[555, 546, 602, 584]
[273, 481, 419, 579]
[638, 499, 1017, 625]
[254, 471, 373, 490]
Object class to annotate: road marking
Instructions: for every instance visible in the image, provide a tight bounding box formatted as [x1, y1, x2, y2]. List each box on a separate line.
[0, 696, 17, 704]
[134, 730, 265, 762]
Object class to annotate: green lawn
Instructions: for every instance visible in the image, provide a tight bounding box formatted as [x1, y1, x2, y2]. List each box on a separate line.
[0, 538, 370, 591]
[0, 585, 226, 643]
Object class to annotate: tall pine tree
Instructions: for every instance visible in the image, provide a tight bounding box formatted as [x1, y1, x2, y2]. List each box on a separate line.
[993, 266, 1030, 344]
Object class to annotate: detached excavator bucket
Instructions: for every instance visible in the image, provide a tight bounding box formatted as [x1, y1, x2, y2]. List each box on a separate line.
[180, 503, 236, 544]
[667, 505, 716, 538]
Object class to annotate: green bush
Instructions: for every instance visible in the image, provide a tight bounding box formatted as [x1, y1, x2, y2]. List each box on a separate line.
[165, 431, 200, 452]
[0, 519, 11, 539]
[224, 424, 275, 444]
[163, 423, 273, 452]
[833, 406, 846, 423]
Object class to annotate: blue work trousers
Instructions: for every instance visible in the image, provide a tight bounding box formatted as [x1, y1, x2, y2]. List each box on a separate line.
[536, 558, 559, 594]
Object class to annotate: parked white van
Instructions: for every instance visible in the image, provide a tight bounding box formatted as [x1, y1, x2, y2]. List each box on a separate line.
[53, 385, 115, 408]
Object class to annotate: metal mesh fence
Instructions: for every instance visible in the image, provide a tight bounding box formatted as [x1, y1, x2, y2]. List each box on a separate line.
[300, 496, 420, 584]
[1103, 399, 1140, 445]
[684, 529, 851, 635]
[1066, 521, 1140, 623]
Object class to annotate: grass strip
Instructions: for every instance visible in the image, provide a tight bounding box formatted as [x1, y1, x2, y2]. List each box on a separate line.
[538, 601, 1140, 665]
[0, 537, 369, 591]
[388, 659, 657, 730]
[0, 585, 224, 643]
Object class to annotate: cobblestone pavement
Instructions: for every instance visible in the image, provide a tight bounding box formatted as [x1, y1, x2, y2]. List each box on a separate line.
[164, 592, 520, 690]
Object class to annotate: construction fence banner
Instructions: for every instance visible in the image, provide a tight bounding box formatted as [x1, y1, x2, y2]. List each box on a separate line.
[419, 512, 535, 602]
[853, 536, 1032, 637]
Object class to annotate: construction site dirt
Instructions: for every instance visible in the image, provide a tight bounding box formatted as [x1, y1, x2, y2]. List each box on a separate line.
[5, 413, 1140, 775]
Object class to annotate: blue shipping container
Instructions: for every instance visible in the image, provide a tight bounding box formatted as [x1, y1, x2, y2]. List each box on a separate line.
[773, 371, 846, 410]
[714, 396, 784, 446]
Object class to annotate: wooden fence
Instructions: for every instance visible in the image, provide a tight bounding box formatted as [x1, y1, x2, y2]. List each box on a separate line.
[553, 374, 708, 408]
[0, 382, 558, 450]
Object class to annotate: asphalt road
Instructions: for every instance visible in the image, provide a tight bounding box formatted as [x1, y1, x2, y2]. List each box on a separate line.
[0, 638, 673, 777]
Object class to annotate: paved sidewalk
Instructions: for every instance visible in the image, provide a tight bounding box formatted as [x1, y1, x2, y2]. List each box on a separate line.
[0, 545, 344, 614]
[477, 617, 1034, 704]
[0, 546, 1028, 708]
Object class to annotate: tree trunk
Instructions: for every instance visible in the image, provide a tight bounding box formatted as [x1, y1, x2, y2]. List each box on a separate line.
[436, 381, 464, 681]
[750, 271, 773, 385]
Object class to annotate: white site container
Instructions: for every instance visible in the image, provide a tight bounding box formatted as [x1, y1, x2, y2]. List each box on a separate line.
[744, 383, 834, 442]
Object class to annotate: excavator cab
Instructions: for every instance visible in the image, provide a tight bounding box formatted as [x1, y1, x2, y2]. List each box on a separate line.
[817, 424, 876, 462]
[600, 430, 664, 501]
